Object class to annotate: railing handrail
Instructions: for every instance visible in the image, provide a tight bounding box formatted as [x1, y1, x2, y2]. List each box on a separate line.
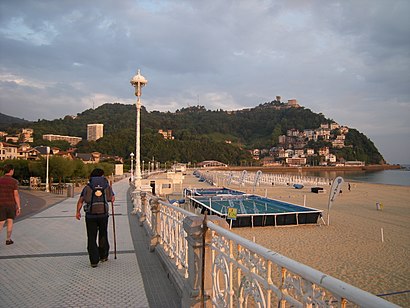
[207, 220, 399, 307]
[157, 199, 195, 217]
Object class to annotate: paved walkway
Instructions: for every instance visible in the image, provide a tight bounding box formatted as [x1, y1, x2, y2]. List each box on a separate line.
[0, 178, 180, 308]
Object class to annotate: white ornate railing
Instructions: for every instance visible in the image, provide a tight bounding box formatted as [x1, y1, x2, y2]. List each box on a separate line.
[200, 170, 331, 187]
[158, 199, 191, 278]
[207, 220, 397, 308]
[131, 186, 398, 308]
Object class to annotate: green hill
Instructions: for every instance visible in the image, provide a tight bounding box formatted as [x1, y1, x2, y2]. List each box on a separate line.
[0, 101, 385, 165]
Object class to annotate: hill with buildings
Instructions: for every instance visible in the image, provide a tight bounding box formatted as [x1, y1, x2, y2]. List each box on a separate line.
[0, 99, 385, 166]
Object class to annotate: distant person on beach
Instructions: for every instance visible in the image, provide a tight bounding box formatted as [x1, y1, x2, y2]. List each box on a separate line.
[348, 183, 351, 191]
[76, 168, 115, 267]
[0, 164, 21, 246]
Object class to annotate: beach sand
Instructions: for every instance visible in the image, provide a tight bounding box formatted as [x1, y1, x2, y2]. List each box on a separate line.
[225, 181, 410, 306]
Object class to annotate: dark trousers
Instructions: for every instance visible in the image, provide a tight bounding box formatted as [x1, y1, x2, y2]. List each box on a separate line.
[85, 215, 109, 265]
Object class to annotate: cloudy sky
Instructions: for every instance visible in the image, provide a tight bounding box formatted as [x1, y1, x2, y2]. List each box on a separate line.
[0, 0, 409, 163]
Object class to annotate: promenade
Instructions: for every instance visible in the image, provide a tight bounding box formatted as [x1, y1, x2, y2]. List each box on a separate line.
[0, 178, 180, 308]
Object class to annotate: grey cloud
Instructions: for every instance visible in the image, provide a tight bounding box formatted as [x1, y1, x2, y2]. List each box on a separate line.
[0, 0, 409, 163]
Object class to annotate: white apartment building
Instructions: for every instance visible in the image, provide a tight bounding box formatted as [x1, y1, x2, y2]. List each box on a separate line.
[87, 124, 104, 141]
[43, 134, 82, 145]
[0, 142, 18, 160]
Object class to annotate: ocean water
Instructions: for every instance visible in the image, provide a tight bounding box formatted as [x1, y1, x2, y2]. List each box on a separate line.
[302, 165, 410, 186]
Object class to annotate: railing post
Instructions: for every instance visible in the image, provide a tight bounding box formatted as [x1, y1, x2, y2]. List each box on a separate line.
[139, 192, 147, 226]
[149, 196, 161, 251]
[131, 189, 140, 215]
[182, 215, 229, 308]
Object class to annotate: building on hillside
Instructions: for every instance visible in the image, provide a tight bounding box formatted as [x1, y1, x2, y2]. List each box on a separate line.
[287, 129, 300, 137]
[318, 147, 330, 156]
[53, 150, 74, 160]
[287, 99, 301, 108]
[306, 148, 315, 156]
[326, 154, 337, 163]
[251, 149, 260, 160]
[25, 148, 41, 160]
[294, 149, 305, 157]
[320, 123, 330, 129]
[17, 143, 31, 159]
[100, 154, 124, 163]
[35, 146, 53, 156]
[277, 148, 286, 158]
[87, 124, 104, 141]
[286, 157, 307, 166]
[278, 135, 287, 144]
[76, 152, 101, 164]
[261, 156, 281, 167]
[332, 135, 345, 148]
[316, 128, 331, 140]
[340, 126, 349, 134]
[5, 136, 19, 143]
[158, 129, 174, 140]
[345, 161, 365, 166]
[285, 149, 294, 158]
[303, 129, 317, 141]
[43, 134, 82, 146]
[0, 142, 18, 160]
[330, 122, 340, 130]
[21, 128, 34, 142]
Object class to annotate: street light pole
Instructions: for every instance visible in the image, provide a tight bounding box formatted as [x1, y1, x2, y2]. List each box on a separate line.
[130, 152, 134, 182]
[130, 69, 148, 214]
[130, 69, 147, 189]
[45, 146, 50, 192]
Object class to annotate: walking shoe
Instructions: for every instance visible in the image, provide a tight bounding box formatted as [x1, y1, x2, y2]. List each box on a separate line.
[91, 263, 98, 268]
[6, 240, 14, 245]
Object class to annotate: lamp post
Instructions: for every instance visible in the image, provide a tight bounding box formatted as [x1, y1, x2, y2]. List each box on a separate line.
[45, 146, 50, 192]
[130, 69, 147, 214]
[130, 152, 134, 182]
[130, 69, 148, 189]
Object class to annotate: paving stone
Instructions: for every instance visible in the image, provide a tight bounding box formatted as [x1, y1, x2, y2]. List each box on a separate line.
[0, 179, 179, 307]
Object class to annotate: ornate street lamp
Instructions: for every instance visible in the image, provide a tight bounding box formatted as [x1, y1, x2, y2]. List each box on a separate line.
[130, 69, 147, 214]
[130, 69, 148, 189]
[130, 152, 134, 181]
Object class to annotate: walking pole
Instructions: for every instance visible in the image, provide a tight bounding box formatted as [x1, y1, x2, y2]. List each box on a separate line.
[110, 180, 117, 259]
[111, 200, 117, 259]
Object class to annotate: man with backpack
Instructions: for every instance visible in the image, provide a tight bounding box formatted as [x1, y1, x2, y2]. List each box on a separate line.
[76, 168, 115, 268]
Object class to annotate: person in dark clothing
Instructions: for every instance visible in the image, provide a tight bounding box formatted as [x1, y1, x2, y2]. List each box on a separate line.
[0, 164, 21, 245]
[76, 168, 115, 267]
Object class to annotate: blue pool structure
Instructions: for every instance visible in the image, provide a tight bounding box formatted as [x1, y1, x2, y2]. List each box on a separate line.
[185, 188, 323, 227]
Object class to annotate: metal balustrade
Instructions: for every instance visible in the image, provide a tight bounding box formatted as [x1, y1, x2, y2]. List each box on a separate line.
[206, 220, 397, 308]
[131, 188, 398, 308]
[198, 170, 330, 187]
[158, 200, 190, 278]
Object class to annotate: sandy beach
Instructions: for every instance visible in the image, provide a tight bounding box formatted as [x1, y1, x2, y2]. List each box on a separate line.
[222, 181, 410, 306]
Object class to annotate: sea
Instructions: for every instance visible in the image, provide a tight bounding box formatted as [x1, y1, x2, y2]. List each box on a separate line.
[301, 164, 410, 186]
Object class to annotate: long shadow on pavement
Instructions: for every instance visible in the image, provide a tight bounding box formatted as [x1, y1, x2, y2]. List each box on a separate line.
[127, 188, 181, 308]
